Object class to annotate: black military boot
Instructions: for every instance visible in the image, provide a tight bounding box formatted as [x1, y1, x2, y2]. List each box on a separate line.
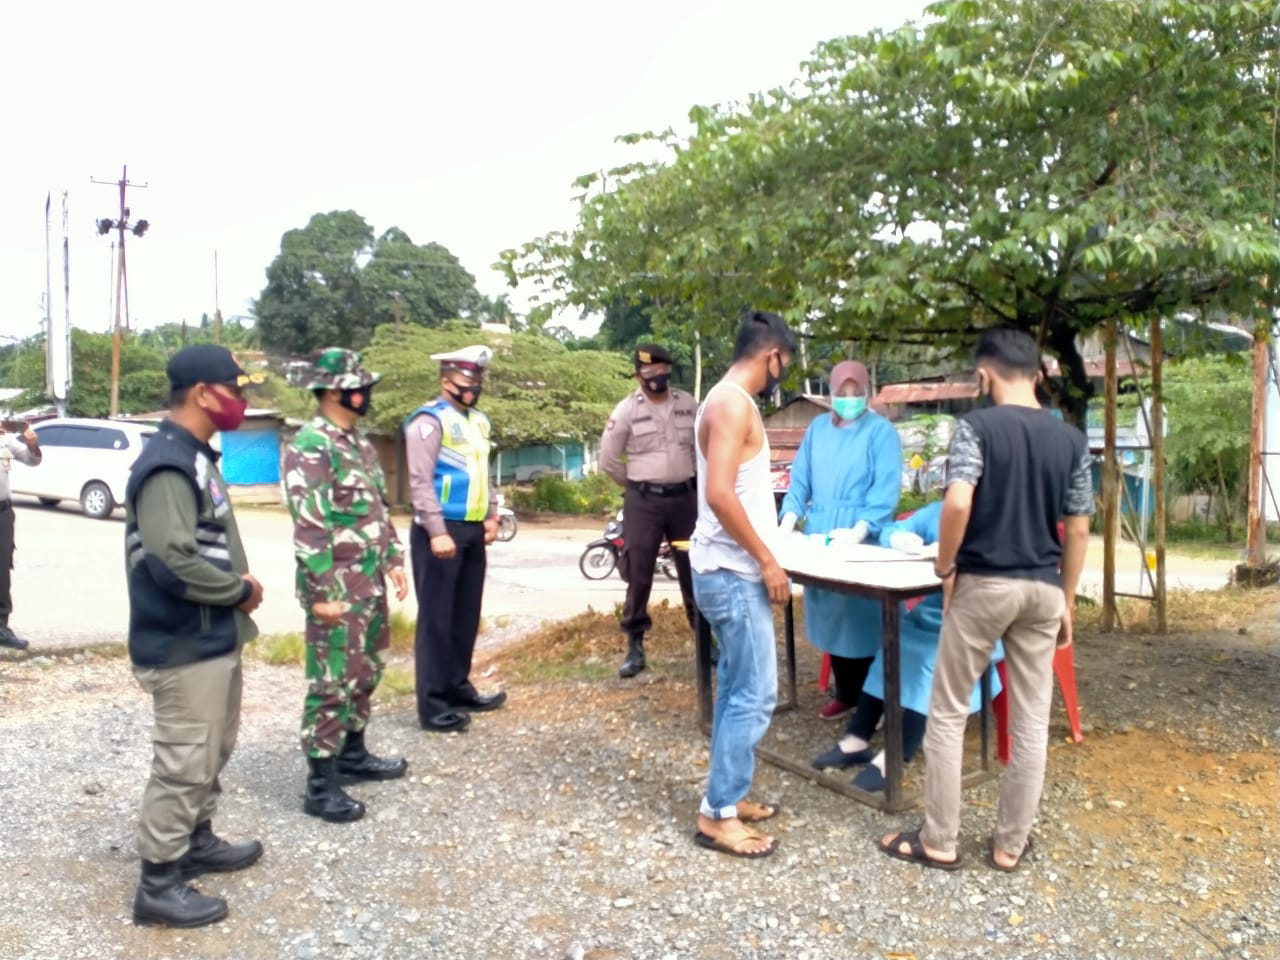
[618, 632, 647, 678]
[303, 756, 365, 823]
[132, 859, 228, 928]
[337, 729, 408, 782]
[177, 820, 263, 880]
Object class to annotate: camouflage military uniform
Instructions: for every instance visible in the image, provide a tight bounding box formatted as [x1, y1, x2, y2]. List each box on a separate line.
[283, 351, 404, 760]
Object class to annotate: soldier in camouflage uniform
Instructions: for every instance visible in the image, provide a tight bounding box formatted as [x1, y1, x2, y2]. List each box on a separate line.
[284, 348, 411, 824]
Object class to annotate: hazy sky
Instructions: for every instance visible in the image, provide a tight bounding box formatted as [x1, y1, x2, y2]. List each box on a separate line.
[1, 0, 927, 345]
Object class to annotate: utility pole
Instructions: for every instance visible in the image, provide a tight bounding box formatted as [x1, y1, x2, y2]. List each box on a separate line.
[1246, 320, 1269, 566]
[91, 165, 149, 418]
[391, 291, 403, 338]
[213, 250, 223, 345]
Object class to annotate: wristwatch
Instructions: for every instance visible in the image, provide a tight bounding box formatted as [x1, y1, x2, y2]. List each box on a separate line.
[933, 562, 957, 579]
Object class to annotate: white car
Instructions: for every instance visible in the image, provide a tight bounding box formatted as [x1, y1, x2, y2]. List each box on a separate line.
[8, 418, 158, 519]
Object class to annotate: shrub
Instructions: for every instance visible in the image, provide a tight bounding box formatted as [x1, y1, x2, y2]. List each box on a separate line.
[504, 474, 622, 516]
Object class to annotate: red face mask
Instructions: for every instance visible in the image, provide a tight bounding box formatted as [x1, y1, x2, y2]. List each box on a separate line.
[205, 385, 247, 432]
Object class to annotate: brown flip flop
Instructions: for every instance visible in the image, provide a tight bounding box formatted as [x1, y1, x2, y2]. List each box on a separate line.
[693, 828, 777, 860]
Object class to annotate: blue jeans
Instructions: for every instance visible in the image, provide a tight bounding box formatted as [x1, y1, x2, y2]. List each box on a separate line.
[693, 568, 778, 818]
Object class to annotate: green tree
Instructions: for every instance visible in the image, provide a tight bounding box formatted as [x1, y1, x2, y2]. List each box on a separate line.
[9, 330, 169, 417]
[1138, 353, 1252, 538]
[500, 0, 1280, 425]
[254, 212, 482, 357]
[361, 322, 634, 449]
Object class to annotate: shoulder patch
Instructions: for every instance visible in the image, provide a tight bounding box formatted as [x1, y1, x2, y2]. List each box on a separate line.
[606, 418, 616, 431]
[419, 421, 435, 440]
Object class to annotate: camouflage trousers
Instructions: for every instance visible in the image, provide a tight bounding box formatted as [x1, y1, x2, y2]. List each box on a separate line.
[301, 596, 390, 758]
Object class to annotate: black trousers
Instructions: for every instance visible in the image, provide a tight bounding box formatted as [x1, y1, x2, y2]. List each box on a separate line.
[847, 694, 928, 764]
[411, 520, 486, 721]
[829, 654, 874, 706]
[0, 503, 13, 625]
[620, 484, 696, 636]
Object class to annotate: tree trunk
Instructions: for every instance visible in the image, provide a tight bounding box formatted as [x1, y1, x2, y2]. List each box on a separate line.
[1039, 320, 1094, 431]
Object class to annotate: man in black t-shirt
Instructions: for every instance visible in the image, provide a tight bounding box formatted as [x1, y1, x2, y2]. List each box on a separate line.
[880, 328, 1093, 872]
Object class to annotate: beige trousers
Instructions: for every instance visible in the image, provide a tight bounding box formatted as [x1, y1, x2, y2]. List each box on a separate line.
[133, 649, 243, 863]
[921, 574, 1064, 856]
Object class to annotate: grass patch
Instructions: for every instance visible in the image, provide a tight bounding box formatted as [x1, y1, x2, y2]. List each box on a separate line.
[374, 663, 416, 702]
[248, 611, 416, 668]
[492, 598, 802, 684]
[252, 632, 305, 666]
[1075, 586, 1277, 635]
[388, 610, 415, 655]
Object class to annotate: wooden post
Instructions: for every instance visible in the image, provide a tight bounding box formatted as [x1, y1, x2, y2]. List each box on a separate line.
[1150, 316, 1167, 633]
[1101, 318, 1118, 631]
[1246, 323, 1269, 567]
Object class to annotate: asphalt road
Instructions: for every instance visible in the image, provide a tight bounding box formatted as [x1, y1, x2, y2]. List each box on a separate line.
[7, 500, 672, 652]
[7, 497, 1234, 653]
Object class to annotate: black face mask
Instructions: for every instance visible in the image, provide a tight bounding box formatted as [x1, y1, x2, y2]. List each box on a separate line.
[445, 382, 482, 408]
[757, 351, 784, 400]
[339, 387, 372, 417]
[643, 374, 671, 395]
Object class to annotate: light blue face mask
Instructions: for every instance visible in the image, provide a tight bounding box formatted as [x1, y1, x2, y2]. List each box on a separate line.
[833, 395, 867, 420]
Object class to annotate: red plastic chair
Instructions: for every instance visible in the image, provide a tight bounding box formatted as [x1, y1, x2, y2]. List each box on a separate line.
[992, 646, 1083, 763]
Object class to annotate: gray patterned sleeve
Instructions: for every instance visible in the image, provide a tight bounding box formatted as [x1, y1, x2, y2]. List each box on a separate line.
[1064, 450, 1095, 516]
[946, 418, 983, 487]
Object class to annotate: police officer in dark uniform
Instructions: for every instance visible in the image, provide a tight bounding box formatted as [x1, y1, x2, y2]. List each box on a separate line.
[599, 344, 698, 677]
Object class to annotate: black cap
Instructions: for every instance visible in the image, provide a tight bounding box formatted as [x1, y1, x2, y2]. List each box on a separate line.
[166, 345, 247, 390]
[633, 343, 673, 369]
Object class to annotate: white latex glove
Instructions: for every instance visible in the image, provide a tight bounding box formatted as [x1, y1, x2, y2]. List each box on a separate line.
[827, 520, 870, 545]
[889, 530, 926, 554]
[779, 512, 799, 535]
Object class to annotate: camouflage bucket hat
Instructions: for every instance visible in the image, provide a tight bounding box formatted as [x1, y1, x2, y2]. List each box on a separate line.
[305, 348, 381, 391]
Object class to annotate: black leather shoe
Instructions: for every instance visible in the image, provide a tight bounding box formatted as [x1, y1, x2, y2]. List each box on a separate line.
[177, 820, 263, 880]
[450, 691, 507, 713]
[0, 626, 28, 651]
[337, 729, 408, 781]
[303, 757, 365, 823]
[420, 711, 471, 733]
[133, 859, 228, 928]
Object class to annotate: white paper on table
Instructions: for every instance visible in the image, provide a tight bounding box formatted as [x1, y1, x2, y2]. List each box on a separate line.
[773, 534, 934, 565]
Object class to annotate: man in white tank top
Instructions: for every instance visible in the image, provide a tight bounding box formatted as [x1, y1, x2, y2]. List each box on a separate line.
[689, 310, 797, 860]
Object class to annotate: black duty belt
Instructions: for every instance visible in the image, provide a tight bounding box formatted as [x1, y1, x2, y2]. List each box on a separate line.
[628, 479, 695, 497]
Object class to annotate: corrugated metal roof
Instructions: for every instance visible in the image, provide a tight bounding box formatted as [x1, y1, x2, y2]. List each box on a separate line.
[875, 381, 978, 404]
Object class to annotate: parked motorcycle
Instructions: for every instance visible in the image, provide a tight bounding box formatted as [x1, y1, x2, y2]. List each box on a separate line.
[495, 493, 518, 542]
[578, 509, 677, 581]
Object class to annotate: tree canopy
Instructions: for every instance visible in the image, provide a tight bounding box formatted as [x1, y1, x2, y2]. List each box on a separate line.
[254, 211, 483, 357]
[361, 322, 635, 448]
[500, 0, 1280, 424]
[6, 329, 168, 417]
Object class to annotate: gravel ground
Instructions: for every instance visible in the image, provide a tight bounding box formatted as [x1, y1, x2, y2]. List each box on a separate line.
[0, 600, 1276, 960]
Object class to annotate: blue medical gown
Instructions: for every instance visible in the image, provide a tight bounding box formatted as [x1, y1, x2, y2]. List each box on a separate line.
[861, 501, 1005, 714]
[779, 412, 901, 659]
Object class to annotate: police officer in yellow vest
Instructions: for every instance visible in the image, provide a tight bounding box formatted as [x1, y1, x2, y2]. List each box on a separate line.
[404, 345, 508, 733]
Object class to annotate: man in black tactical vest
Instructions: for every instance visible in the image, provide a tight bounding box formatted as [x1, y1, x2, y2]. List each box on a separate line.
[124, 345, 266, 928]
